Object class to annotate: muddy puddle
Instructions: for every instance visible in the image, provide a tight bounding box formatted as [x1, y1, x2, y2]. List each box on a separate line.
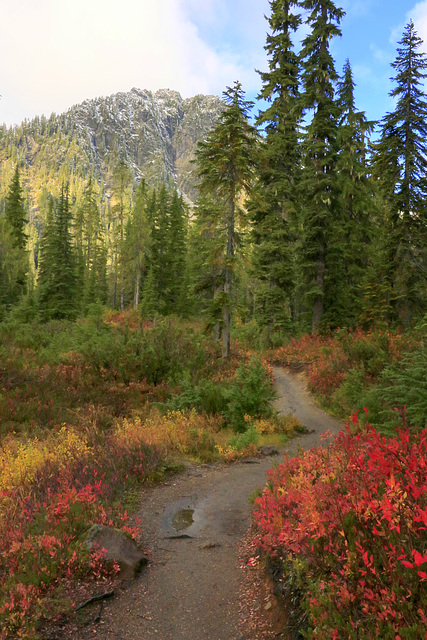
[172, 508, 194, 531]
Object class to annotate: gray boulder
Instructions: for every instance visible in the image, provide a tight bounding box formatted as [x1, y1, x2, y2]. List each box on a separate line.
[85, 524, 148, 580]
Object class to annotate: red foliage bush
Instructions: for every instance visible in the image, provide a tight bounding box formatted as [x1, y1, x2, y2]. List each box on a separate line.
[254, 417, 427, 639]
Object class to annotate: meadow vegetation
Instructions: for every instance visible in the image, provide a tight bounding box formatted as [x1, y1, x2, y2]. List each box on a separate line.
[270, 324, 426, 433]
[0, 311, 290, 639]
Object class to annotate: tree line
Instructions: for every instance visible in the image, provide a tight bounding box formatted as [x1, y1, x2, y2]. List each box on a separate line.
[1, 1, 426, 358]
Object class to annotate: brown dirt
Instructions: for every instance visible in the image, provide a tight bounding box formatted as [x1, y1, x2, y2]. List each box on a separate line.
[57, 367, 343, 640]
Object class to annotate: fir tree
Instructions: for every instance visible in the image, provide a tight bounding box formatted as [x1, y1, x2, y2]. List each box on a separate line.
[77, 177, 108, 307]
[373, 21, 427, 325]
[5, 165, 28, 250]
[149, 184, 170, 314]
[0, 218, 28, 313]
[123, 180, 151, 308]
[325, 59, 375, 326]
[298, 0, 344, 332]
[166, 190, 188, 315]
[140, 266, 158, 319]
[109, 161, 132, 310]
[37, 185, 78, 320]
[195, 82, 258, 358]
[251, 0, 302, 337]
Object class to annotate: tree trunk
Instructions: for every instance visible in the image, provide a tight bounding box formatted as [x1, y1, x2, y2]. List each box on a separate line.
[134, 269, 141, 308]
[222, 200, 235, 359]
[213, 285, 223, 341]
[312, 254, 325, 334]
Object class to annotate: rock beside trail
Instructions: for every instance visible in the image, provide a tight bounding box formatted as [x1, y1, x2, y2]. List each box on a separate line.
[257, 445, 280, 457]
[85, 524, 148, 580]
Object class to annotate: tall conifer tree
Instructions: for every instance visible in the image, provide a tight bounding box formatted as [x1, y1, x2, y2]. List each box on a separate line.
[298, 0, 344, 332]
[37, 185, 77, 319]
[109, 161, 131, 310]
[251, 0, 302, 337]
[5, 165, 28, 250]
[373, 21, 427, 325]
[123, 180, 151, 308]
[3, 165, 29, 305]
[325, 59, 375, 325]
[76, 177, 108, 307]
[195, 82, 258, 358]
[166, 190, 188, 315]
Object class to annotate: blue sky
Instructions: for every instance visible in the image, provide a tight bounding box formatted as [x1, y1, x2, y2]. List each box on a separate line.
[0, 0, 423, 128]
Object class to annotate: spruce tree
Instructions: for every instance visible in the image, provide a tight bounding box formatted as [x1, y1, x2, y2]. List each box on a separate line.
[149, 184, 170, 314]
[0, 218, 28, 313]
[5, 165, 28, 250]
[298, 0, 344, 332]
[123, 180, 151, 308]
[195, 82, 258, 358]
[251, 0, 302, 337]
[37, 185, 78, 320]
[2, 165, 29, 306]
[166, 190, 188, 315]
[77, 177, 108, 307]
[373, 20, 427, 325]
[325, 59, 375, 326]
[109, 161, 132, 310]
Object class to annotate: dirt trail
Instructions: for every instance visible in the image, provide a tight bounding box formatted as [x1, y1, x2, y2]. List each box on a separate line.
[72, 368, 343, 640]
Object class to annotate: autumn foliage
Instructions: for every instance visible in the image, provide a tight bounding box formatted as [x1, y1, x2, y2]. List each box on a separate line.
[254, 416, 427, 639]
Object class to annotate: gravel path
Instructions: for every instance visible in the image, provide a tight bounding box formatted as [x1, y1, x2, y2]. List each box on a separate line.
[70, 367, 343, 640]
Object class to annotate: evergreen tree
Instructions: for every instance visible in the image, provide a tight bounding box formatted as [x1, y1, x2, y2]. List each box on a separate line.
[77, 177, 108, 307]
[140, 266, 158, 318]
[109, 161, 132, 310]
[2, 165, 29, 305]
[148, 184, 170, 314]
[298, 0, 344, 332]
[37, 185, 78, 320]
[187, 195, 230, 329]
[0, 218, 28, 313]
[195, 82, 258, 358]
[324, 59, 375, 326]
[123, 180, 151, 308]
[251, 0, 302, 337]
[166, 190, 188, 315]
[373, 21, 427, 325]
[5, 166, 28, 250]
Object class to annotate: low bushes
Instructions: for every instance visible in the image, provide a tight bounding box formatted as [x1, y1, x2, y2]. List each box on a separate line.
[162, 357, 276, 432]
[254, 418, 427, 639]
[0, 422, 163, 639]
[271, 328, 423, 431]
[0, 314, 286, 637]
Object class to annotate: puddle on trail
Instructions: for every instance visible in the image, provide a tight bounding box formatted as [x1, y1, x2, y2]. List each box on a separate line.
[172, 509, 194, 531]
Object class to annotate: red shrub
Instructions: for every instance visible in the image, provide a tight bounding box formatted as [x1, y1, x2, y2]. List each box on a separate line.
[254, 419, 427, 638]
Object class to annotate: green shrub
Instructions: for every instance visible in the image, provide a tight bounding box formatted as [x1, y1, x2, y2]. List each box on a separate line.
[163, 357, 276, 432]
[227, 425, 260, 450]
[223, 357, 276, 432]
[371, 345, 427, 431]
[332, 366, 368, 413]
[166, 376, 229, 416]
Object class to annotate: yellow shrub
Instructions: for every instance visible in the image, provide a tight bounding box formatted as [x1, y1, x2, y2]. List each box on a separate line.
[0, 426, 92, 496]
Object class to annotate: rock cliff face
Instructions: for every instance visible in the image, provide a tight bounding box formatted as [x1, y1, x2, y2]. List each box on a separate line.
[1, 89, 224, 201]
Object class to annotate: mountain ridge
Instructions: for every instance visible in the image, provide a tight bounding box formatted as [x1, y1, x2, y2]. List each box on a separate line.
[0, 88, 225, 203]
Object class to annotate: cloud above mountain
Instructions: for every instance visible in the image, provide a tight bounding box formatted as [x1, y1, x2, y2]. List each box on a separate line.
[0, 0, 269, 126]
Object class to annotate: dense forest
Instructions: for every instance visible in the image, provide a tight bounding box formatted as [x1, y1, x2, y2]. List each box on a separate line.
[0, 4, 426, 344]
[0, 1, 427, 639]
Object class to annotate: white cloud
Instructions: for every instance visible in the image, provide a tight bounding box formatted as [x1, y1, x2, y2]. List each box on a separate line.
[0, 0, 268, 126]
[410, 1, 427, 47]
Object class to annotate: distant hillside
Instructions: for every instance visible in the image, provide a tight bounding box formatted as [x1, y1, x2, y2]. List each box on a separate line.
[0, 88, 225, 205]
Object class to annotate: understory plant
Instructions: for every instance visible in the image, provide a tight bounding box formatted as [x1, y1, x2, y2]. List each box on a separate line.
[254, 416, 427, 639]
[163, 356, 276, 432]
